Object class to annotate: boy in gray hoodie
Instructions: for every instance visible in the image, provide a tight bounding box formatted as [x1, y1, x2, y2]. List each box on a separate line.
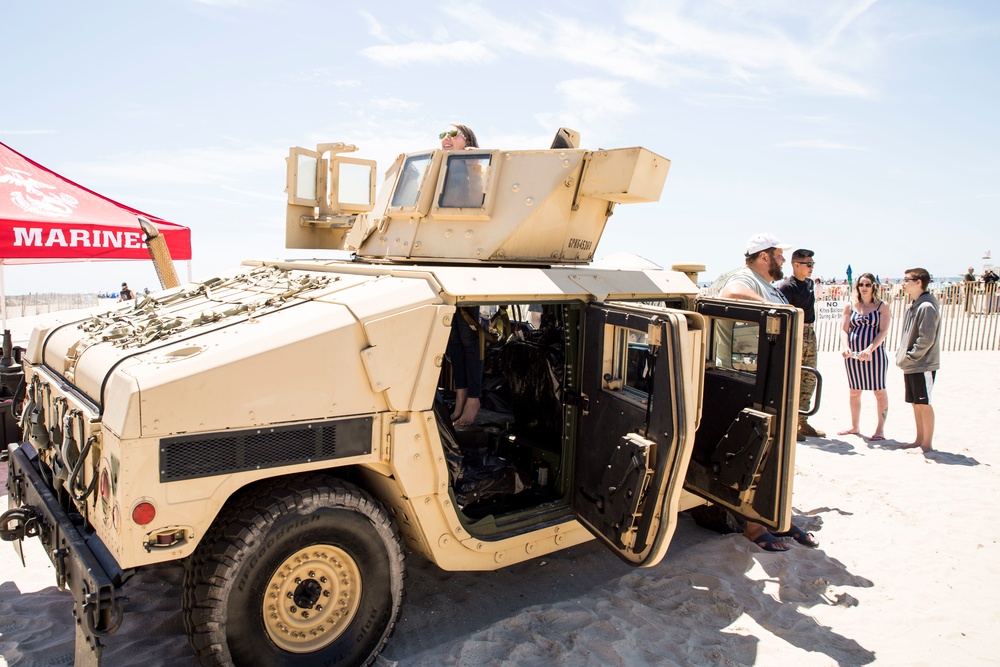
[896, 268, 941, 451]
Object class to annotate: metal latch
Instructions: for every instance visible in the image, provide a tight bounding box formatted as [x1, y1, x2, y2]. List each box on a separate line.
[564, 389, 589, 414]
[0, 506, 42, 567]
[0, 506, 41, 542]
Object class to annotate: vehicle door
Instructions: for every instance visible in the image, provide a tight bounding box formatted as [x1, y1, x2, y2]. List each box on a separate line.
[684, 298, 802, 530]
[572, 302, 700, 566]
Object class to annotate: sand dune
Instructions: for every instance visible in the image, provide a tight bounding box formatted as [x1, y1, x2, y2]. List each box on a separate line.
[2, 350, 998, 666]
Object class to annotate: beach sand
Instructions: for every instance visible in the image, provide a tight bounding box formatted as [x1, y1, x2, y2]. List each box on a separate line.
[2, 344, 999, 666]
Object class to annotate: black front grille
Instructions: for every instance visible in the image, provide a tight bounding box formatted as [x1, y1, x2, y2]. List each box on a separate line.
[159, 416, 373, 482]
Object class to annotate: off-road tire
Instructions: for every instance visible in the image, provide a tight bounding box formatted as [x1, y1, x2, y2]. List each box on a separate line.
[183, 475, 405, 666]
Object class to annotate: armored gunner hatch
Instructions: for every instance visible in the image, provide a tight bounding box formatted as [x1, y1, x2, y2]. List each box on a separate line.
[285, 132, 669, 266]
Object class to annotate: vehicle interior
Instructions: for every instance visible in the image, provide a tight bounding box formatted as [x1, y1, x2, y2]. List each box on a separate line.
[436, 302, 572, 527]
[434, 298, 690, 536]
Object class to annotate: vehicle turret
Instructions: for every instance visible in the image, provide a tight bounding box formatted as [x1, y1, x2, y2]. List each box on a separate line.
[285, 130, 670, 265]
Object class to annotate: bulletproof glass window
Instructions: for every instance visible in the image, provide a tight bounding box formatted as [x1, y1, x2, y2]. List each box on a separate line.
[336, 160, 374, 210]
[439, 154, 490, 209]
[391, 154, 432, 208]
[607, 326, 652, 402]
[713, 320, 759, 372]
[295, 154, 318, 201]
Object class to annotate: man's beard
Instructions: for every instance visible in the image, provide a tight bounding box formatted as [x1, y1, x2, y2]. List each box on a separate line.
[767, 254, 784, 281]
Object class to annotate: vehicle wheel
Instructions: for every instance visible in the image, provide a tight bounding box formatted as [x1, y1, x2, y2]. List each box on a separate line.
[183, 475, 405, 667]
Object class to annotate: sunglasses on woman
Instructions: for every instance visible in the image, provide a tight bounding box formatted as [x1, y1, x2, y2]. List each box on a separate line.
[439, 129, 464, 139]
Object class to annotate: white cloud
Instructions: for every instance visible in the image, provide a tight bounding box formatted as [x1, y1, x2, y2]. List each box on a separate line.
[358, 10, 390, 42]
[370, 97, 421, 112]
[188, 0, 257, 6]
[69, 144, 283, 186]
[624, 0, 876, 96]
[534, 78, 637, 140]
[441, 6, 700, 85]
[361, 40, 494, 66]
[0, 129, 55, 136]
[292, 69, 362, 88]
[372, 2, 876, 99]
[777, 139, 868, 150]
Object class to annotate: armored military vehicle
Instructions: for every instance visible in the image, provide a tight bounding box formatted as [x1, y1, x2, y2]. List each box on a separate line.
[2, 130, 810, 666]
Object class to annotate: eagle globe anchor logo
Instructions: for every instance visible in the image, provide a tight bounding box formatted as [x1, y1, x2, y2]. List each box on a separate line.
[0, 167, 79, 218]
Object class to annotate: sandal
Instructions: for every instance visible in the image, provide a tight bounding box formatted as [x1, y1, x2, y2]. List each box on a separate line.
[869, 435, 886, 441]
[772, 524, 820, 548]
[751, 532, 789, 552]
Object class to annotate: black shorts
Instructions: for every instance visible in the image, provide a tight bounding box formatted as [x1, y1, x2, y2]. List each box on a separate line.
[903, 371, 936, 405]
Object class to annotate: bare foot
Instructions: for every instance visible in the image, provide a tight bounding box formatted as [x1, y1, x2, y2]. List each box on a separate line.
[453, 397, 480, 427]
[450, 388, 468, 422]
[899, 442, 922, 449]
[837, 428, 860, 436]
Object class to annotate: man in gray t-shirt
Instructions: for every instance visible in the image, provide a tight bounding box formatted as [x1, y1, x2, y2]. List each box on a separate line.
[720, 235, 790, 304]
[717, 233, 820, 553]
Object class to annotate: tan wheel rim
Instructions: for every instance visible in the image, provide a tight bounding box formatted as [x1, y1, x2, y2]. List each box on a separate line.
[262, 544, 363, 653]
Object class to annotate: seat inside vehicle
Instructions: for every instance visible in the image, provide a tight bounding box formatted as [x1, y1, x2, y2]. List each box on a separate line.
[435, 303, 568, 521]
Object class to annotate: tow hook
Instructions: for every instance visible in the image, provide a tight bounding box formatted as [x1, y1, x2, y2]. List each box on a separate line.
[0, 506, 41, 542]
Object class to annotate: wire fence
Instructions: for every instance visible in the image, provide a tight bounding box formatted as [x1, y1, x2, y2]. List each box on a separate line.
[3, 293, 100, 319]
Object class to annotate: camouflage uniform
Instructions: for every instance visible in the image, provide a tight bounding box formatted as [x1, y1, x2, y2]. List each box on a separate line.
[800, 324, 818, 417]
[777, 269, 824, 439]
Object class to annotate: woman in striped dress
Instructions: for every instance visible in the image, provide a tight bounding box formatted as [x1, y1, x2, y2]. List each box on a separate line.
[838, 272, 891, 439]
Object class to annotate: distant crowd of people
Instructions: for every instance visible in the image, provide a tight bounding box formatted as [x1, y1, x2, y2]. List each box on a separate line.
[795, 267, 999, 314]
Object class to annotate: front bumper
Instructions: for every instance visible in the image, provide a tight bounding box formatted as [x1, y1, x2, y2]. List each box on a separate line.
[2, 441, 127, 655]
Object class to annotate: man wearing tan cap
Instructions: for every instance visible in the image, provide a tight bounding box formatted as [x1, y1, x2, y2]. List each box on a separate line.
[720, 233, 820, 553]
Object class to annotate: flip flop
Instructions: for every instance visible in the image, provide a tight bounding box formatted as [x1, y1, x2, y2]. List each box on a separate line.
[772, 525, 820, 548]
[869, 435, 886, 441]
[752, 532, 789, 552]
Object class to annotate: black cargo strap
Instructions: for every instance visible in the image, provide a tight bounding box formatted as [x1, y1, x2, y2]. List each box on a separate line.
[459, 307, 493, 360]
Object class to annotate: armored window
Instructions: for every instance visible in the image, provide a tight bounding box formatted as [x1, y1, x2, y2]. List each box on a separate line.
[333, 158, 376, 212]
[604, 326, 652, 403]
[439, 154, 490, 209]
[391, 154, 433, 208]
[713, 320, 759, 372]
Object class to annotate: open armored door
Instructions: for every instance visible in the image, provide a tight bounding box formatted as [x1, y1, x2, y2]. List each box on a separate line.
[573, 303, 697, 566]
[684, 298, 802, 530]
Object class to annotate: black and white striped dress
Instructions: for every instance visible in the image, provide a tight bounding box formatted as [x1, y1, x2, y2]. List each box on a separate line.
[845, 303, 887, 390]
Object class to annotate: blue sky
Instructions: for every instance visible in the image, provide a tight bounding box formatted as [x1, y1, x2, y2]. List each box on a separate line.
[2, 0, 998, 294]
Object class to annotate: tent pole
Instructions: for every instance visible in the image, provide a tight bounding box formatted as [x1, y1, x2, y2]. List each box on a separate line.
[1, 261, 6, 333]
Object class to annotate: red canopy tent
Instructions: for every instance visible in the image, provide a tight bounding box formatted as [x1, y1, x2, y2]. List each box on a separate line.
[0, 140, 192, 327]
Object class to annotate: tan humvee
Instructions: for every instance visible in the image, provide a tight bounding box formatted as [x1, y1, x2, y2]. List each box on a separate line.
[2, 130, 806, 666]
